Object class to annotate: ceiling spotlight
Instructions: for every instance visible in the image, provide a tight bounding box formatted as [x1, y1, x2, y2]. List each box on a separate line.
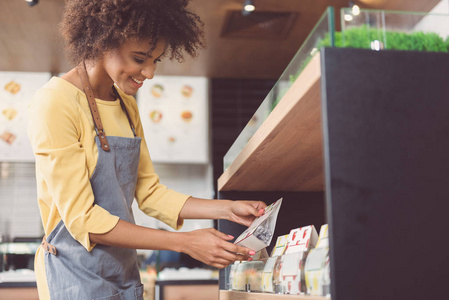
[349, 1, 360, 16]
[242, 0, 255, 16]
[344, 1, 360, 22]
[26, 0, 39, 7]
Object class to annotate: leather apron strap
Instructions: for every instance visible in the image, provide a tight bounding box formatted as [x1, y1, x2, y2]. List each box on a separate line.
[41, 236, 57, 255]
[76, 62, 111, 151]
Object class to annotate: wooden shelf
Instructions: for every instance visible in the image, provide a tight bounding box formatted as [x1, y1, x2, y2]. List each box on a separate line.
[219, 290, 328, 300]
[218, 54, 323, 192]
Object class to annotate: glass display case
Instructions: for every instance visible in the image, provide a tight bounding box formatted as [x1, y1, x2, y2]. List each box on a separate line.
[340, 8, 449, 52]
[223, 7, 336, 171]
[219, 6, 449, 300]
[223, 7, 449, 172]
[0, 242, 39, 286]
[0, 242, 39, 272]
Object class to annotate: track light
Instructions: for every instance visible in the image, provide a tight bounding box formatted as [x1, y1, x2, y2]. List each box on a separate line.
[26, 0, 39, 7]
[350, 1, 360, 16]
[344, 1, 360, 22]
[242, 0, 255, 16]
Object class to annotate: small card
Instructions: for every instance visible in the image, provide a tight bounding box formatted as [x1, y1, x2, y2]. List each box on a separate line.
[284, 225, 318, 255]
[234, 198, 283, 252]
[271, 234, 289, 257]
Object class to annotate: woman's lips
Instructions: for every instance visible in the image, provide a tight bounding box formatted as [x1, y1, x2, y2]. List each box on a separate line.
[130, 76, 144, 88]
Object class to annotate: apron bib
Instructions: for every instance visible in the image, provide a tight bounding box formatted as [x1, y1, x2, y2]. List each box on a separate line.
[42, 63, 144, 300]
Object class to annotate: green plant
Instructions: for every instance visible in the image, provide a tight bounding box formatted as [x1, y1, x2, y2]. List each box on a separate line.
[342, 25, 448, 52]
[271, 26, 448, 111]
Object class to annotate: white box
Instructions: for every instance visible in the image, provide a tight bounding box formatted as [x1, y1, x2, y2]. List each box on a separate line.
[234, 198, 283, 252]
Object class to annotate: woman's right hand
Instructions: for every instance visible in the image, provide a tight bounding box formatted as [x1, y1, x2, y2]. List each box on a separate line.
[179, 228, 256, 269]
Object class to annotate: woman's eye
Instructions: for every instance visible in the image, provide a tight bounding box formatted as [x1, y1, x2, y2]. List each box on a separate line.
[133, 57, 145, 64]
[154, 58, 162, 64]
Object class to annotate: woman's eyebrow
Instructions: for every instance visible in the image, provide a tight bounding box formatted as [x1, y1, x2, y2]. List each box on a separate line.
[131, 50, 166, 59]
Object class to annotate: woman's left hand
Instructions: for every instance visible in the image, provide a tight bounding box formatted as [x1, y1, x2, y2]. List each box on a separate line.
[227, 200, 267, 227]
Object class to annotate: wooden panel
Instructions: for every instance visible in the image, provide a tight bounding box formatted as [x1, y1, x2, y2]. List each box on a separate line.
[163, 284, 218, 300]
[0, 287, 39, 300]
[219, 290, 327, 300]
[218, 54, 323, 192]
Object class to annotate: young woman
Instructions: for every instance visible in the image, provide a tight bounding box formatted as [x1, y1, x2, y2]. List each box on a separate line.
[27, 1, 266, 299]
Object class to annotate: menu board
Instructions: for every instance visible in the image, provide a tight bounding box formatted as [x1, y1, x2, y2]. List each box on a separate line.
[137, 76, 208, 163]
[0, 72, 50, 161]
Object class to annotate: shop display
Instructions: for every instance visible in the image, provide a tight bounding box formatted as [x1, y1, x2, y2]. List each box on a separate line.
[230, 260, 265, 292]
[233, 262, 247, 291]
[137, 75, 208, 163]
[279, 225, 318, 294]
[234, 198, 282, 252]
[228, 261, 239, 290]
[227, 225, 323, 295]
[0, 72, 51, 161]
[284, 225, 318, 255]
[270, 234, 289, 257]
[322, 255, 331, 297]
[223, 7, 449, 171]
[304, 224, 330, 296]
[262, 235, 289, 293]
[219, 6, 449, 299]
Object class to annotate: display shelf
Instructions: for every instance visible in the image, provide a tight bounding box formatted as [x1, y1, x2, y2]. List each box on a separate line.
[217, 53, 323, 192]
[219, 291, 327, 300]
[218, 6, 449, 300]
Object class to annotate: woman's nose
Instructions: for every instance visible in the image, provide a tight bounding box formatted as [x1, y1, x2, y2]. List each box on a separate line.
[141, 64, 156, 79]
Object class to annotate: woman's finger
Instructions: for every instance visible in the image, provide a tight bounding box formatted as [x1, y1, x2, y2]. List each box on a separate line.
[222, 241, 255, 257]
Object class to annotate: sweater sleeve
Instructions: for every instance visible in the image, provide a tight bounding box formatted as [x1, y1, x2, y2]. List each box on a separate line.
[127, 98, 190, 230]
[27, 87, 119, 251]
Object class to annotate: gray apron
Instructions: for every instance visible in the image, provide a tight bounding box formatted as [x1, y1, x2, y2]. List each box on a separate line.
[42, 65, 144, 300]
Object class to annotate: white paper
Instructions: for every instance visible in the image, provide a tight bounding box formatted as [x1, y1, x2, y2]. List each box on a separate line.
[136, 76, 208, 163]
[234, 198, 283, 252]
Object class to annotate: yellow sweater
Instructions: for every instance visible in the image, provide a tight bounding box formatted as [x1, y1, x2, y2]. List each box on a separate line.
[27, 77, 189, 299]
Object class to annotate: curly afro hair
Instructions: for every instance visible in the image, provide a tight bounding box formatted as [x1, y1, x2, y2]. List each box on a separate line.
[60, 0, 205, 66]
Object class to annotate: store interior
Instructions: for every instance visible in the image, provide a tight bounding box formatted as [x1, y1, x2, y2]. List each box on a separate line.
[1, 0, 448, 300]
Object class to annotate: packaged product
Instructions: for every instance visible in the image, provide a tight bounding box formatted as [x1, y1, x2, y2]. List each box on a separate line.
[279, 225, 318, 294]
[304, 224, 330, 296]
[234, 198, 282, 252]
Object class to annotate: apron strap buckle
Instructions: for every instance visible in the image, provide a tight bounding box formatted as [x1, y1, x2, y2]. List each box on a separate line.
[41, 236, 57, 255]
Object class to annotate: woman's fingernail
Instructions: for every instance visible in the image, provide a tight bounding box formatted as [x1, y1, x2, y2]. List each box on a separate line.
[259, 209, 264, 214]
[228, 235, 234, 239]
[249, 250, 256, 255]
[248, 257, 253, 261]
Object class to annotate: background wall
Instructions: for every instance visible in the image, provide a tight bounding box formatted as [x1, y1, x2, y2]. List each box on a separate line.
[0, 161, 214, 241]
[415, 0, 449, 38]
[211, 78, 276, 196]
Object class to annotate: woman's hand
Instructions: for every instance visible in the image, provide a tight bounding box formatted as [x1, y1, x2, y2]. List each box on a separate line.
[180, 228, 256, 269]
[227, 200, 267, 227]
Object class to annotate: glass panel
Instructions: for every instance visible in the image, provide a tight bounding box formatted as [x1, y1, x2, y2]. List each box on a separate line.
[223, 7, 335, 171]
[340, 8, 449, 52]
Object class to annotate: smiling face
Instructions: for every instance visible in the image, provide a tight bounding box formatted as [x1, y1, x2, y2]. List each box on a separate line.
[101, 38, 166, 95]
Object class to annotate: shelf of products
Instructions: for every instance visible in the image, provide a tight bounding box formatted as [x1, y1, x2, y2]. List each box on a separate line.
[218, 6, 449, 300]
[217, 54, 323, 192]
[219, 291, 327, 300]
[218, 7, 449, 192]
